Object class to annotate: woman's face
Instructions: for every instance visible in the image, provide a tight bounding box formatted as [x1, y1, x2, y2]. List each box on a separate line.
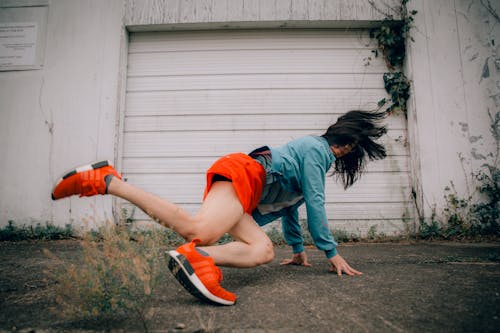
[331, 144, 355, 158]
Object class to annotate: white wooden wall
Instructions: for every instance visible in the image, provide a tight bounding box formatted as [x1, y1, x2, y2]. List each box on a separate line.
[0, 0, 126, 229]
[0, 0, 497, 232]
[124, 0, 401, 28]
[406, 0, 499, 222]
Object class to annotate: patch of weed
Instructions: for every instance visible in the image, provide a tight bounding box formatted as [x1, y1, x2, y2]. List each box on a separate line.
[0, 221, 73, 241]
[44, 223, 167, 332]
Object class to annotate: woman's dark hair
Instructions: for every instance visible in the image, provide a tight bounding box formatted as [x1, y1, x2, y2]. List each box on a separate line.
[322, 110, 388, 189]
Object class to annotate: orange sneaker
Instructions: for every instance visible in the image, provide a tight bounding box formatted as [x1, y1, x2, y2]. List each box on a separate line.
[51, 161, 122, 200]
[168, 239, 237, 305]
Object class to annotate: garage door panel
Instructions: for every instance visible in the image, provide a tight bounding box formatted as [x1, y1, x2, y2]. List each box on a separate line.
[128, 30, 375, 53]
[124, 113, 407, 132]
[125, 89, 389, 116]
[128, 49, 386, 76]
[127, 73, 384, 91]
[123, 129, 409, 158]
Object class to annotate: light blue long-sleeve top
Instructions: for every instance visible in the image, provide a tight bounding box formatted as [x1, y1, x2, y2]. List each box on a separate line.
[250, 135, 338, 259]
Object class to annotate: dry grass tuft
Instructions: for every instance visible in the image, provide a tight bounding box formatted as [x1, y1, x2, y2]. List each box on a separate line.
[44, 222, 168, 332]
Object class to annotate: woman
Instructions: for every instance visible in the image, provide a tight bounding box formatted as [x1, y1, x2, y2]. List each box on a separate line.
[52, 110, 388, 306]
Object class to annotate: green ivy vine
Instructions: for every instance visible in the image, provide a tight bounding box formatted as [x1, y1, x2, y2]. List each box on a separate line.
[369, 0, 417, 116]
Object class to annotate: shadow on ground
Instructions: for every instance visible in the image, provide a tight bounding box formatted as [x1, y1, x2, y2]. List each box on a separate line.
[0, 240, 499, 332]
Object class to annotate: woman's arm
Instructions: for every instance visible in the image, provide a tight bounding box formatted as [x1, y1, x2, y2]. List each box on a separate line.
[301, 150, 338, 259]
[280, 208, 311, 267]
[281, 207, 304, 254]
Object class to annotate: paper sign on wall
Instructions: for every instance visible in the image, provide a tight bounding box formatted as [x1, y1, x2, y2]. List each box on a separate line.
[0, 22, 37, 67]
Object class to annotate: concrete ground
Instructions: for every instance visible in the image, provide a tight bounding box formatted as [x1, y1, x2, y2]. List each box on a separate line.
[0, 240, 499, 332]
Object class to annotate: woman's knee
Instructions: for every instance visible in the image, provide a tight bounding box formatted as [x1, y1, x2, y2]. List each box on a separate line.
[183, 222, 222, 245]
[254, 239, 275, 265]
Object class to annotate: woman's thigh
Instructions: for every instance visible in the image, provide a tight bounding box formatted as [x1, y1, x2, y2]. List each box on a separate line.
[192, 181, 245, 243]
[229, 213, 272, 247]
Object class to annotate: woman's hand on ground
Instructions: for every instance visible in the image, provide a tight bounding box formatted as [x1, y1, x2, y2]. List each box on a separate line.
[328, 254, 362, 276]
[280, 251, 312, 267]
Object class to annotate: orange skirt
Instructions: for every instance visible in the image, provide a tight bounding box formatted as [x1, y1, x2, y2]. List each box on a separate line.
[204, 153, 265, 214]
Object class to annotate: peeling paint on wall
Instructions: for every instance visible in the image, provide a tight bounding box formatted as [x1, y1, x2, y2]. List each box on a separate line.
[469, 135, 483, 143]
[481, 56, 490, 81]
[490, 92, 500, 107]
[471, 148, 487, 160]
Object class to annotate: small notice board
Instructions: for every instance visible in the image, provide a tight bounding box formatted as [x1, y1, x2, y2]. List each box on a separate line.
[0, 22, 38, 67]
[0, 3, 47, 71]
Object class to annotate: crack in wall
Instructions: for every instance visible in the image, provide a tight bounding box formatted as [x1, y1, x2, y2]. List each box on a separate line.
[38, 75, 54, 223]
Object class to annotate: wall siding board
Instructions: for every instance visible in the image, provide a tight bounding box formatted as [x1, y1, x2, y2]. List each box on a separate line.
[124, 0, 402, 28]
[454, 0, 499, 172]
[258, 0, 277, 21]
[0, 0, 125, 227]
[405, 0, 499, 220]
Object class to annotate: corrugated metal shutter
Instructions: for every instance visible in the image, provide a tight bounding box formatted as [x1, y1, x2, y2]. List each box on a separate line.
[122, 29, 414, 236]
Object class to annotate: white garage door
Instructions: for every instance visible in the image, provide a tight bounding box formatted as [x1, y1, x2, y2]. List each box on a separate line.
[122, 29, 414, 236]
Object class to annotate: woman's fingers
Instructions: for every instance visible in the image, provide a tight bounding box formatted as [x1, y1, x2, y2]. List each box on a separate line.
[281, 252, 313, 267]
[348, 265, 363, 275]
[280, 258, 294, 265]
[329, 262, 363, 276]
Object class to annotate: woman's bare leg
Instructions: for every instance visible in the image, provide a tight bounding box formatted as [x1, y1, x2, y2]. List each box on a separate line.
[200, 213, 275, 268]
[107, 176, 274, 267]
[107, 177, 243, 242]
[107, 177, 190, 229]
